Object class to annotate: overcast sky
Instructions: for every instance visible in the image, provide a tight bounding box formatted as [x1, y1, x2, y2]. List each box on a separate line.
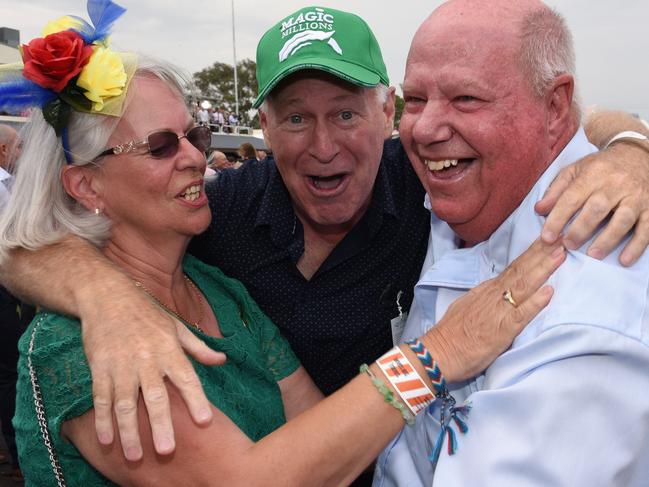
[3, 0, 648, 119]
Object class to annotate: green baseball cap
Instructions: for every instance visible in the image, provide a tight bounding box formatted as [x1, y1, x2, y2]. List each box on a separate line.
[253, 6, 389, 108]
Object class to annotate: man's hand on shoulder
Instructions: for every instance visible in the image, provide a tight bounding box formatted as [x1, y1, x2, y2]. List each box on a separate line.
[0, 234, 226, 460]
[81, 280, 226, 461]
[536, 110, 649, 266]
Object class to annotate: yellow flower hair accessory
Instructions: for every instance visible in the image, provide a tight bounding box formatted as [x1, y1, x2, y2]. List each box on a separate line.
[42, 16, 85, 36]
[0, 0, 135, 164]
[77, 45, 127, 111]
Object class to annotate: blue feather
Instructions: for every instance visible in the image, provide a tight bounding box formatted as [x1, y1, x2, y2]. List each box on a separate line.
[66, 15, 95, 44]
[0, 78, 55, 113]
[86, 0, 127, 43]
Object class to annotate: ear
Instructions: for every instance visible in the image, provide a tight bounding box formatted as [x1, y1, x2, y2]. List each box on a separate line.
[546, 74, 574, 147]
[259, 108, 273, 151]
[382, 86, 397, 139]
[61, 165, 104, 213]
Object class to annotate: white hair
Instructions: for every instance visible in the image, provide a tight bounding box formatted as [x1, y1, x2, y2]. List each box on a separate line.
[519, 6, 581, 119]
[373, 83, 390, 105]
[0, 56, 190, 263]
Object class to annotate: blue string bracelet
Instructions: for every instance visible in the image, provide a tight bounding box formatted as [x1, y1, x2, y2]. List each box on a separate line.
[406, 338, 448, 396]
[406, 338, 471, 465]
[360, 364, 416, 426]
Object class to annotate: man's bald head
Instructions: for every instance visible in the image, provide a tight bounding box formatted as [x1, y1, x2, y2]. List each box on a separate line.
[399, 0, 578, 244]
[208, 150, 231, 171]
[0, 124, 19, 171]
[413, 0, 578, 108]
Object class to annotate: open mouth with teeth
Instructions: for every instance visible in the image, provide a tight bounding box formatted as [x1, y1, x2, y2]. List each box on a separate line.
[179, 184, 202, 202]
[424, 158, 475, 178]
[309, 174, 347, 191]
[427, 159, 459, 171]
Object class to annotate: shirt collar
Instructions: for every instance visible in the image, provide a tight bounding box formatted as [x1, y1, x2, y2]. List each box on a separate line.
[420, 128, 596, 288]
[0, 167, 11, 182]
[255, 164, 300, 248]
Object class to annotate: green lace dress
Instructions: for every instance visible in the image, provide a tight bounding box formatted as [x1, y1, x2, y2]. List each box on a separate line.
[13, 255, 301, 486]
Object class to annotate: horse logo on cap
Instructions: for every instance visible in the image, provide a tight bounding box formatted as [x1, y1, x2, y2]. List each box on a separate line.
[279, 30, 342, 62]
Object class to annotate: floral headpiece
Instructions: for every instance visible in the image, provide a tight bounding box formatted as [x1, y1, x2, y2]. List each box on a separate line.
[0, 0, 136, 163]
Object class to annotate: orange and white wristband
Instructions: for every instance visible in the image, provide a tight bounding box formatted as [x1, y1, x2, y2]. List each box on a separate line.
[376, 346, 436, 415]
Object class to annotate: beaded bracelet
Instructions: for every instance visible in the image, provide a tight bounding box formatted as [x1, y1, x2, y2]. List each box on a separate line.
[360, 364, 416, 426]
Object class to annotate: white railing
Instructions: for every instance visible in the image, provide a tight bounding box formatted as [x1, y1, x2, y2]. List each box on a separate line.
[208, 124, 253, 135]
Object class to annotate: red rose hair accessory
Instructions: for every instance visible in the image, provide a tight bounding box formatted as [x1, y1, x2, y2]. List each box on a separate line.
[0, 0, 136, 164]
[22, 31, 94, 93]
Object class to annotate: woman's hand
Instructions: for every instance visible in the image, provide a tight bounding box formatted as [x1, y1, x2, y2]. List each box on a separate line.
[422, 239, 565, 382]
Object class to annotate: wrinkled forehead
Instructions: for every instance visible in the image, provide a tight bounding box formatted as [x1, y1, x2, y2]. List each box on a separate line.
[412, 14, 519, 61]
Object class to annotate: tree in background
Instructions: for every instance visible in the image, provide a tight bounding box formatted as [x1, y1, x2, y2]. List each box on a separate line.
[192, 59, 259, 128]
[191, 61, 405, 131]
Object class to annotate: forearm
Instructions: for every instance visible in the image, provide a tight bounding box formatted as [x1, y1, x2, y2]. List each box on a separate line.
[74, 346, 429, 487]
[249, 368, 406, 487]
[225, 346, 432, 486]
[584, 110, 649, 148]
[279, 367, 325, 420]
[0, 234, 129, 317]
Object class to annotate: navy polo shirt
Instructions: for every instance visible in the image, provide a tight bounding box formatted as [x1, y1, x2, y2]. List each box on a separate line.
[189, 138, 430, 395]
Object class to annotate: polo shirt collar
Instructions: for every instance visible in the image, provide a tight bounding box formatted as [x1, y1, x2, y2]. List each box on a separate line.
[255, 163, 299, 248]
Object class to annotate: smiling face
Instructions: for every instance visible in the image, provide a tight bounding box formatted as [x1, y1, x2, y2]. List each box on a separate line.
[400, 5, 554, 245]
[92, 76, 211, 244]
[260, 72, 395, 235]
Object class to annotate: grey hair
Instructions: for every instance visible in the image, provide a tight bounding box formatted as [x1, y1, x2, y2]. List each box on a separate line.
[519, 6, 581, 119]
[0, 55, 190, 263]
[373, 83, 390, 106]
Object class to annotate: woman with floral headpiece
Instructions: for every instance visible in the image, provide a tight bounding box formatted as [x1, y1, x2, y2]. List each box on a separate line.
[0, 1, 573, 485]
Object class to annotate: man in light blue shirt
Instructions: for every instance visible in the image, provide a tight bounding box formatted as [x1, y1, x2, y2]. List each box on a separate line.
[374, 0, 649, 485]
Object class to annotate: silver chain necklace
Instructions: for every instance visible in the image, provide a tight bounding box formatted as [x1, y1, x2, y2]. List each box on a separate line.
[28, 315, 67, 486]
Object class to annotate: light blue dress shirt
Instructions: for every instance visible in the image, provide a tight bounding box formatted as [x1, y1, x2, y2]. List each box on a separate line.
[374, 129, 649, 487]
[0, 166, 12, 210]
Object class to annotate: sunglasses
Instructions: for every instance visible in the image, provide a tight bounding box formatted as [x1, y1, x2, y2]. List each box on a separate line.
[97, 125, 212, 159]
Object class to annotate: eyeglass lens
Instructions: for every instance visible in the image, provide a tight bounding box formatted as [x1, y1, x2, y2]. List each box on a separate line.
[148, 126, 211, 158]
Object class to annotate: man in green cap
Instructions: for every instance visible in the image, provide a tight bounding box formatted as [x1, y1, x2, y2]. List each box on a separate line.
[3, 6, 649, 482]
[194, 6, 421, 398]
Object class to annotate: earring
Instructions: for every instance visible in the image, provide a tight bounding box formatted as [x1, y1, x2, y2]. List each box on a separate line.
[94, 208, 101, 215]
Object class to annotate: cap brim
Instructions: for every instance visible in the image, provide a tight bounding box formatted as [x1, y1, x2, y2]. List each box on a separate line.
[253, 57, 382, 109]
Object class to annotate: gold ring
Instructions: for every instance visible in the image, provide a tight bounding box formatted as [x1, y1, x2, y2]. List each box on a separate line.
[503, 289, 518, 308]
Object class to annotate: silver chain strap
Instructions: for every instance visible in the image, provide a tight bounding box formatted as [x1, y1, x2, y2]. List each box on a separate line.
[27, 316, 67, 487]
